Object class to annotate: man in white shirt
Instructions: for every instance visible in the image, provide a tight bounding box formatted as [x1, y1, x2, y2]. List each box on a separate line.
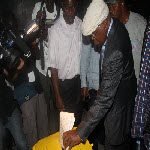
[47, 0, 83, 126]
[32, 0, 62, 134]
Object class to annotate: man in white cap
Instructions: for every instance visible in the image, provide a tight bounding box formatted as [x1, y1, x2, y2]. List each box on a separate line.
[63, 0, 137, 149]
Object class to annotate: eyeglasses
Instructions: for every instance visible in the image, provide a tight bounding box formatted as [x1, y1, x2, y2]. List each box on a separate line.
[92, 33, 96, 39]
[92, 25, 101, 40]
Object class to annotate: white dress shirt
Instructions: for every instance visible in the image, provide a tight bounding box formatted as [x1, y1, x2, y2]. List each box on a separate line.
[47, 15, 82, 80]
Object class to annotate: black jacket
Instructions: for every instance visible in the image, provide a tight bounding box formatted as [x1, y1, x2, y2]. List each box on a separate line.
[77, 18, 137, 145]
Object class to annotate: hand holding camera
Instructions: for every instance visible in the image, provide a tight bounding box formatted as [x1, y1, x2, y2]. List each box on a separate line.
[36, 10, 44, 21]
[37, 8, 48, 42]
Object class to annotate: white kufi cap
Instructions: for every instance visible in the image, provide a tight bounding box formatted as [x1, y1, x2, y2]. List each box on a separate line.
[82, 0, 109, 36]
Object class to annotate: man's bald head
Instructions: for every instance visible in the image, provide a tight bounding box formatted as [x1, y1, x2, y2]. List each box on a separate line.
[62, 0, 77, 6]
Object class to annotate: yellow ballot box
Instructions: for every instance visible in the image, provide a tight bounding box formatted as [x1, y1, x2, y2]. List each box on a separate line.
[32, 129, 93, 150]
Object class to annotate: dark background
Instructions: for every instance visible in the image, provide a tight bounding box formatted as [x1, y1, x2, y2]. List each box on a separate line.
[0, 0, 150, 30]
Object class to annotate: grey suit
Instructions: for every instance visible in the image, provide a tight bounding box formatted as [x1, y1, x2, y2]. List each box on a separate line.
[77, 18, 137, 149]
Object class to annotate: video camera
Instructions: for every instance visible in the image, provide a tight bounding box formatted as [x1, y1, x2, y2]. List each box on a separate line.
[0, 19, 31, 71]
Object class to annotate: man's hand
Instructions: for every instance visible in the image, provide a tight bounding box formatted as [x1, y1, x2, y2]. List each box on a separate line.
[36, 10, 43, 21]
[3, 69, 9, 76]
[56, 96, 65, 112]
[17, 58, 24, 70]
[36, 10, 48, 41]
[63, 130, 81, 150]
[81, 87, 90, 101]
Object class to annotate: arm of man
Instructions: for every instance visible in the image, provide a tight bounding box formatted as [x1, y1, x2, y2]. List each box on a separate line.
[63, 50, 124, 149]
[31, 2, 43, 52]
[32, 2, 41, 20]
[47, 26, 65, 112]
[77, 50, 124, 141]
[12, 58, 25, 81]
[51, 67, 65, 112]
[80, 43, 91, 101]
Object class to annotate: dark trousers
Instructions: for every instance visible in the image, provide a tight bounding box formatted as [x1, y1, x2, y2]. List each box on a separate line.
[20, 93, 49, 148]
[88, 89, 105, 150]
[136, 139, 146, 150]
[0, 108, 29, 150]
[59, 75, 83, 127]
[39, 72, 59, 134]
[105, 137, 132, 150]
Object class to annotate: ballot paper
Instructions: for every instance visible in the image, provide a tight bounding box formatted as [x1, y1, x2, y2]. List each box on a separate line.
[59, 112, 75, 149]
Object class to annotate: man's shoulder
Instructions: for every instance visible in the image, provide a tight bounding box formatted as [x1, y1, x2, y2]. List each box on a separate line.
[51, 16, 62, 29]
[49, 16, 62, 34]
[74, 16, 82, 27]
[33, 1, 42, 9]
[112, 18, 128, 33]
[50, 15, 82, 32]
[108, 18, 131, 50]
[129, 11, 147, 26]
[75, 16, 82, 23]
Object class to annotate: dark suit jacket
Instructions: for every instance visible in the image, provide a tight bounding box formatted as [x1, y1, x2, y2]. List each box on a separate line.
[77, 18, 137, 145]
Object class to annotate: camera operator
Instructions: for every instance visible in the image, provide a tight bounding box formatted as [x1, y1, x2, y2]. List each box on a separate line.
[1, 10, 49, 149]
[31, 0, 62, 134]
[0, 11, 30, 150]
[0, 60, 29, 150]
[12, 54, 49, 149]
